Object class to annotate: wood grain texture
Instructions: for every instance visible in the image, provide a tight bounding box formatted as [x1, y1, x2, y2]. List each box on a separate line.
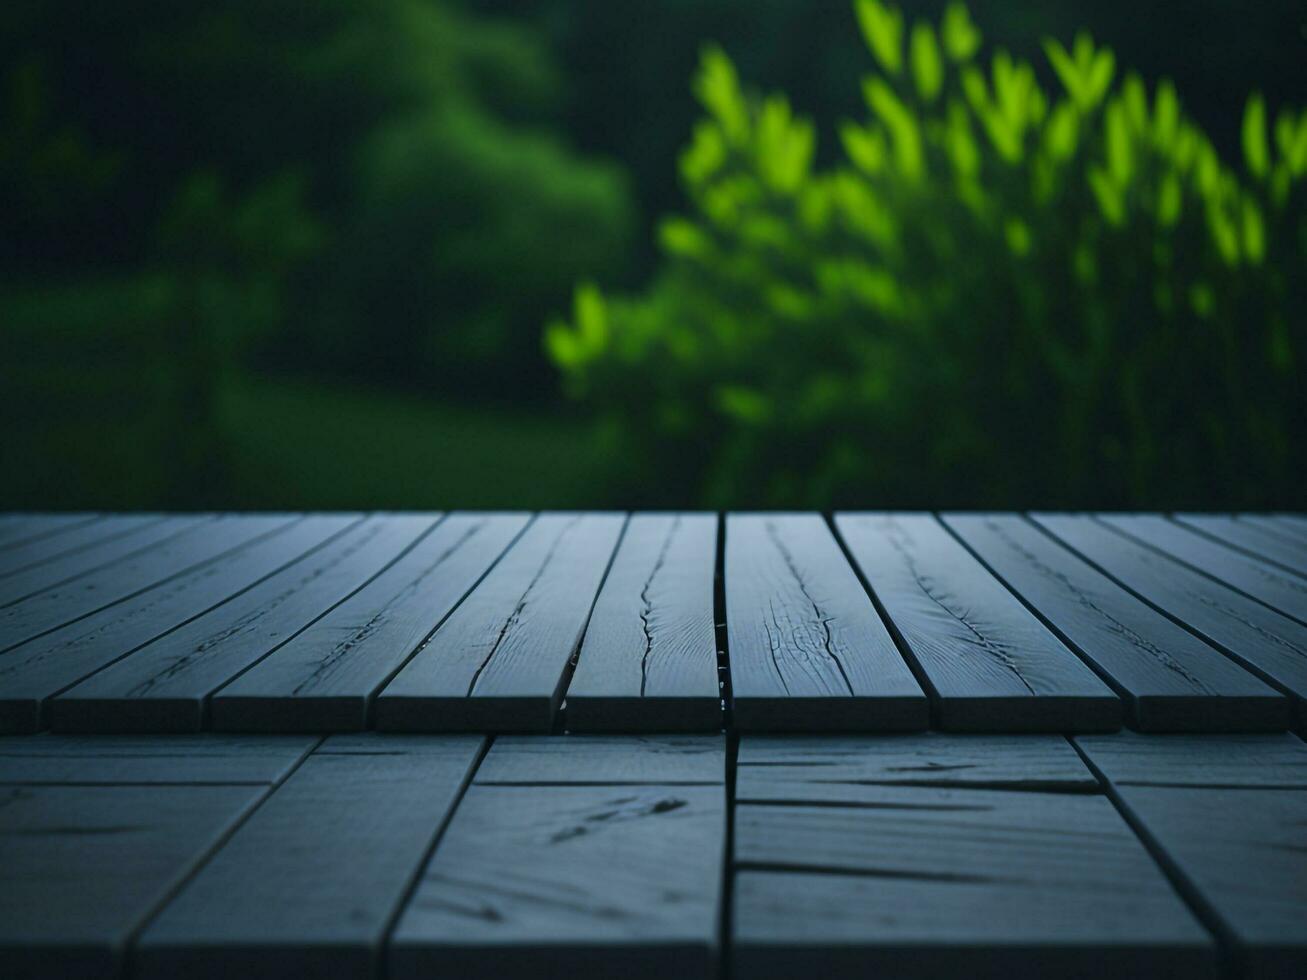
[835, 513, 1120, 731]
[944, 513, 1285, 731]
[567, 513, 720, 732]
[1265, 515, 1307, 543]
[0, 516, 350, 733]
[1033, 513, 1307, 730]
[0, 514, 101, 553]
[0, 515, 289, 656]
[135, 735, 484, 980]
[48, 515, 434, 732]
[389, 736, 726, 980]
[736, 733, 1098, 800]
[476, 734, 725, 784]
[734, 734, 1213, 980]
[1104, 783, 1307, 979]
[0, 516, 160, 579]
[1075, 731, 1307, 788]
[1173, 513, 1307, 577]
[375, 513, 626, 733]
[0, 734, 315, 785]
[0, 515, 200, 607]
[0, 783, 266, 980]
[210, 513, 528, 732]
[1099, 513, 1307, 625]
[725, 513, 926, 731]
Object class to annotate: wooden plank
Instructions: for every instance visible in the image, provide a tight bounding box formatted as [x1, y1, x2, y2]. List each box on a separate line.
[944, 513, 1286, 731]
[375, 513, 625, 733]
[1173, 513, 1307, 577]
[0, 734, 316, 785]
[0, 514, 199, 607]
[1243, 515, 1307, 546]
[733, 734, 1214, 980]
[1032, 513, 1307, 730]
[388, 735, 726, 980]
[1074, 731, 1307, 788]
[835, 513, 1120, 731]
[48, 515, 435, 732]
[0, 783, 268, 980]
[0, 516, 350, 733]
[210, 513, 529, 732]
[1099, 514, 1307, 625]
[566, 513, 720, 732]
[736, 733, 1099, 801]
[725, 513, 926, 731]
[135, 735, 484, 980]
[0, 515, 292, 654]
[1269, 514, 1307, 541]
[0, 515, 160, 578]
[0, 513, 100, 552]
[1078, 736, 1307, 978]
[477, 734, 725, 784]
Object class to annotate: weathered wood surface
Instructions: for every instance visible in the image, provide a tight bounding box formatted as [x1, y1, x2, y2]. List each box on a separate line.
[48, 516, 433, 732]
[1033, 513, 1307, 730]
[1079, 735, 1307, 979]
[0, 784, 266, 980]
[376, 513, 625, 732]
[0, 515, 198, 608]
[135, 735, 484, 980]
[211, 514, 528, 732]
[389, 735, 726, 980]
[836, 513, 1120, 731]
[944, 513, 1286, 731]
[1099, 514, 1307, 625]
[1173, 513, 1307, 577]
[567, 513, 721, 732]
[0, 513, 100, 553]
[476, 734, 724, 784]
[0, 516, 352, 733]
[733, 733, 1214, 980]
[0, 515, 289, 655]
[726, 514, 927, 731]
[1265, 515, 1307, 543]
[0, 734, 315, 785]
[0, 516, 160, 580]
[736, 733, 1099, 799]
[1075, 731, 1307, 787]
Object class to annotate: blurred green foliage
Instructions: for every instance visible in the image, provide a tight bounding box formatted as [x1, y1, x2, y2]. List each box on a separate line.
[1, 0, 631, 506]
[548, 0, 1307, 508]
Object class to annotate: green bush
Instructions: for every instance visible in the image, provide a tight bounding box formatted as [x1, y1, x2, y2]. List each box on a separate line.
[547, 0, 1307, 508]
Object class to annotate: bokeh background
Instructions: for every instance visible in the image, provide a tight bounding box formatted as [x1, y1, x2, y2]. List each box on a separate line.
[2, 1, 1304, 511]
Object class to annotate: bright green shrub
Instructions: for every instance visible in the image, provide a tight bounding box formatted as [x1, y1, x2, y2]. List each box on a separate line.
[547, 0, 1307, 507]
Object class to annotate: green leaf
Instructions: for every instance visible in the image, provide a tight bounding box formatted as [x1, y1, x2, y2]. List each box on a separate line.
[1105, 98, 1133, 184]
[1242, 93, 1269, 178]
[716, 384, 772, 422]
[659, 217, 712, 259]
[840, 121, 888, 174]
[940, 2, 981, 62]
[1153, 80, 1179, 149]
[1088, 166, 1125, 226]
[1085, 46, 1115, 108]
[1242, 195, 1265, 263]
[863, 76, 924, 178]
[1122, 73, 1148, 132]
[1043, 100, 1079, 160]
[910, 22, 944, 102]
[692, 46, 749, 146]
[1156, 172, 1182, 227]
[855, 0, 904, 75]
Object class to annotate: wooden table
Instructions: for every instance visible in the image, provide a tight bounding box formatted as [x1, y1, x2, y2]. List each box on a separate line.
[0, 511, 1304, 977]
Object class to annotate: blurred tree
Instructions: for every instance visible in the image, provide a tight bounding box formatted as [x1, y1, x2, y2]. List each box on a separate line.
[548, 1, 1307, 509]
[0, 0, 633, 398]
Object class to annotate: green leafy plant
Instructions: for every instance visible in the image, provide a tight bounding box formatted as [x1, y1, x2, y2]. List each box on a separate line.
[547, 0, 1307, 507]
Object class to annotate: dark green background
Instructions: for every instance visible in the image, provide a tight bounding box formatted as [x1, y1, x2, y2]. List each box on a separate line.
[2, 1, 1304, 509]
